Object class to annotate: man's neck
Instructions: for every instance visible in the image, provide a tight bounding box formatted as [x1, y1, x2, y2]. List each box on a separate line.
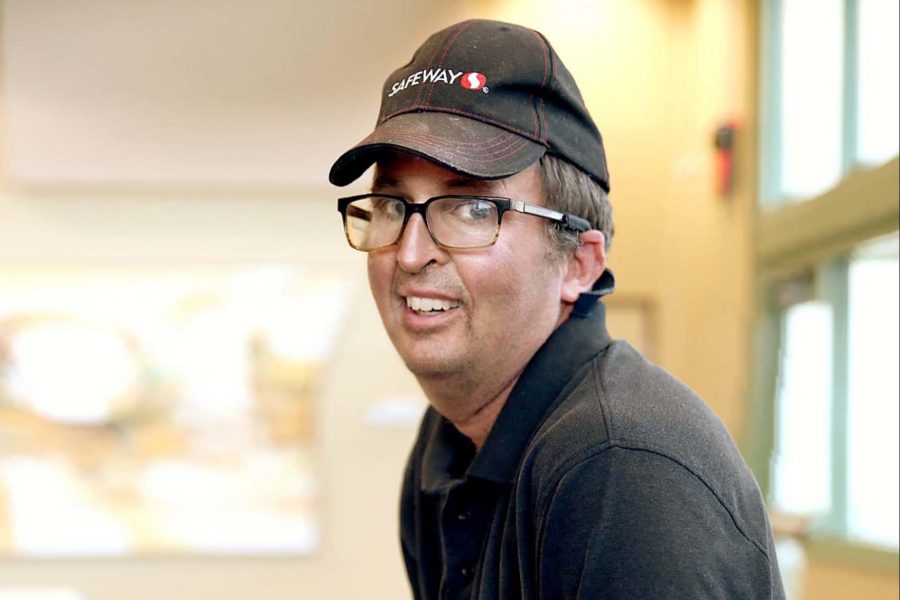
[418, 303, 575, 450]
[418, 371, 522, 451]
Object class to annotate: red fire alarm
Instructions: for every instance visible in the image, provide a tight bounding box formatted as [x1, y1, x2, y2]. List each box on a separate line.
[714, 121, 738, 198]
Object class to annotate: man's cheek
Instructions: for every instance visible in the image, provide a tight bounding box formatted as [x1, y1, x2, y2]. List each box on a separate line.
[366, 257, 389, 297]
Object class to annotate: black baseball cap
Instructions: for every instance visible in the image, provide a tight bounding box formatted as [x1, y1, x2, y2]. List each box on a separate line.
[328, 19, 610, 192]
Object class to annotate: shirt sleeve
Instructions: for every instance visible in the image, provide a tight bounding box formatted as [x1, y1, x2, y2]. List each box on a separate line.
[536, 446, 785, 600]
[400, 452, 424, 600]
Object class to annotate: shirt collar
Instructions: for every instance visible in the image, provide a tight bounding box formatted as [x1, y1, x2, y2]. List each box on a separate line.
[420, 271, 615, 492]
[420, 412, 474, 493]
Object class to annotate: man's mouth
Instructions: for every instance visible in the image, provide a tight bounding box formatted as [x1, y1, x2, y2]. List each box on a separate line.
[404, 295, 460, 315]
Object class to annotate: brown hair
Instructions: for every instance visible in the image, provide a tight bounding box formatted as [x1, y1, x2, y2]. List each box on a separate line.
[540, 154, 615, 258]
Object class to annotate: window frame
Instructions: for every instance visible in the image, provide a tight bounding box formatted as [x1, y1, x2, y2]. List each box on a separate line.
[759, 0, 863, 207]
[749, 0, 900, 570]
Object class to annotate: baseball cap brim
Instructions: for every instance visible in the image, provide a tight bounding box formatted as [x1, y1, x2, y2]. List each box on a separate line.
[328, 112, 547, 187]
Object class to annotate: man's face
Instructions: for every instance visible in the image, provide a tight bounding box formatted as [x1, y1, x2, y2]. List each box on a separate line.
[367, 153, 570, 396]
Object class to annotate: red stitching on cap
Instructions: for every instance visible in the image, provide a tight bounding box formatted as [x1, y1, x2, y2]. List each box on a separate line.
[425, 21, 475, 106]
[381, 107, 546, 143]
[528, 97, 539, 140]
[385, 130, 527, 158]
[538, 96, 547, 144]
[361, 122, 528, 153]
[413, 23, 462, 108]
[379, 126, 526, 157]
[391, 131, 532, 163]
[531, 30, 551, 143]
[389, 130, 515, 151]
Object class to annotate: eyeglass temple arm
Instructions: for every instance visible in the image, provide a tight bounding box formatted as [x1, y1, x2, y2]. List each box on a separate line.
[345, 204, 372, 222]
[510, 200, 591, 233]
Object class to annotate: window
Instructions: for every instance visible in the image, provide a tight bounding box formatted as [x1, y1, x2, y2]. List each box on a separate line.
[771, 299, 833, 518]
[856, 0, 900, 165]
[845, 237, 899, 548]
[768, 236, 899, 550]
[778, 0, 844, 198]
[760, 0, 900, 204]
[754, 0, 899, 558]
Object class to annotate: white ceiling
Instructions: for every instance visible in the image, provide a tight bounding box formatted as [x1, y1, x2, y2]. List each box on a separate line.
[0, 0, 469, 187]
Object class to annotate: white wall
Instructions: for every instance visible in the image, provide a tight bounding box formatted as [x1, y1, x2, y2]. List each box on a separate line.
[1, 0, 466, 187]
[0, 186, 426, 599]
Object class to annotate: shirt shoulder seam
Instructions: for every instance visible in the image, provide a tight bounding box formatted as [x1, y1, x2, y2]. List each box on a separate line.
[586, 348, 769, 558]
[536, 443, 772, 561]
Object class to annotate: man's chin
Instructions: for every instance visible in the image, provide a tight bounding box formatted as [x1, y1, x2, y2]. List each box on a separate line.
[388, 326, 461, 372]
[399, 351, 465, 381]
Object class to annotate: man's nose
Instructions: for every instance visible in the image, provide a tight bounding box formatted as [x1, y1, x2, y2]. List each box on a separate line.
[396, 213, 446, 272]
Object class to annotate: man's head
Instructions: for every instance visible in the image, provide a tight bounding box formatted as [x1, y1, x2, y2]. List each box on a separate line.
[331, 20, 613, 406]
[329, 19, 610, 193]
[358, 152, 605, 406]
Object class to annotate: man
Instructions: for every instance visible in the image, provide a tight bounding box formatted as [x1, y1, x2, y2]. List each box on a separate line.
[330, 19, 784, 600]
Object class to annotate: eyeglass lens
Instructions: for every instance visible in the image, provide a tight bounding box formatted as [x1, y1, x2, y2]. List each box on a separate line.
[344, 196, 500, 250]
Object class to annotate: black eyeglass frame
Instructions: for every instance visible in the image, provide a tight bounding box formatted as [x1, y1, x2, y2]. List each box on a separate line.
[337, 193, 592, 251]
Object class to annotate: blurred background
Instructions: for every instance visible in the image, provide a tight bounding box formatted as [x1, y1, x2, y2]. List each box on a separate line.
[0, 0, 896, 599]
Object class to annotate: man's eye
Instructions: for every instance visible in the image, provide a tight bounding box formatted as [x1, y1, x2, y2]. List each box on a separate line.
[372, 198, 404, 219]
[453, 200, 495, 221]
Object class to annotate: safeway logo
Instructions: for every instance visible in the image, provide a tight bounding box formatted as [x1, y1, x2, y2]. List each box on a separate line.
[460, 72, 487, 91]
[387, 68, 490, 97]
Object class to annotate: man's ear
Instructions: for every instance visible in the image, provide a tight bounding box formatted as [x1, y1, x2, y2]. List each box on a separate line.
[560, 230, 606, 303]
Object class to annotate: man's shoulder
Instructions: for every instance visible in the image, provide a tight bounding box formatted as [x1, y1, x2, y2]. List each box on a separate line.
[518, 339, 771, 549]
[524, 338, 730, 467]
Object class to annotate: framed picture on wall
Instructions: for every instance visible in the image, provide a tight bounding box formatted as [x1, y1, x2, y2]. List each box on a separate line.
[0, 262, 349, 558]
[603, 295, 657, 361]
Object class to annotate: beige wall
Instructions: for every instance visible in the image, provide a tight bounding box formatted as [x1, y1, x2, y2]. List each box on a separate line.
[0, 188, 425, 599]
[803, 560, 900, 600]
[478, 0, 756, 438]
[0, 1, 895, 599]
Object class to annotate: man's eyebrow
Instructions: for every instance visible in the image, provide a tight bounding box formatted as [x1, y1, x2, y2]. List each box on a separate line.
[370, 174, 498, 193]
[444, 177, 495, 192]
[371, 173, 398, 191]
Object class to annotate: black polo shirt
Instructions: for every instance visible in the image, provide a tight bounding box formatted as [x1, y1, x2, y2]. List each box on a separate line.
[399, 286, 785, 599]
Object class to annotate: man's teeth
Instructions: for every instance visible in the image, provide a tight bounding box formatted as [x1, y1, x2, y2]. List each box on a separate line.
[405, 296, 460, 313]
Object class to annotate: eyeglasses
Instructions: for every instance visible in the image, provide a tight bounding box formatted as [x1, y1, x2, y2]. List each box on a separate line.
[337, 194, 591, 252]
